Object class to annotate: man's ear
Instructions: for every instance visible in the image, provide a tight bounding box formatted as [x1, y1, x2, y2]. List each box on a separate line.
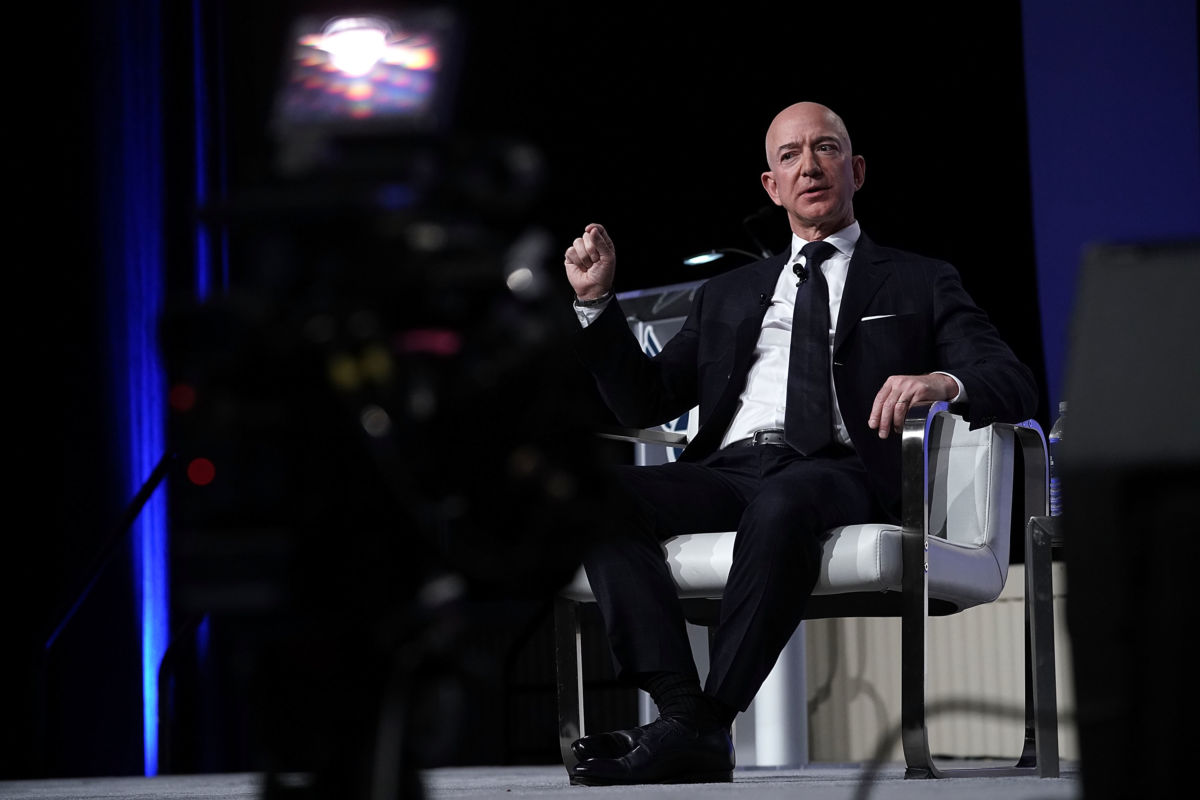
[852, 155, 866, 191]
[761, 171, 782, 206]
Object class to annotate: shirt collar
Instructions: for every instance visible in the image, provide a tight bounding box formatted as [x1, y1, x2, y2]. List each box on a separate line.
[789, 220, 862, 263]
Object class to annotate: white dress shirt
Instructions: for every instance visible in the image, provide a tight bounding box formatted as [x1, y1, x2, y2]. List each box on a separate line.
[719, 223, 860, 448]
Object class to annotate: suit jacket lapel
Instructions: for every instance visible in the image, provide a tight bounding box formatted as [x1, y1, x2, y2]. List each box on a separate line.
[731, 253, 788, 367]
[834, 233, 892, 355]
[687, 255, 786, 456]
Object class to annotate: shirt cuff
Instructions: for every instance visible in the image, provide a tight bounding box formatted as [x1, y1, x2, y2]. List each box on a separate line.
[573, 294, 613, 327]
[934, 371, 967, 403]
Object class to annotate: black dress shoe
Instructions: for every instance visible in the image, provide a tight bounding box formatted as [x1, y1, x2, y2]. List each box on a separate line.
[571, 726, 644, 761]
[571, 716, 734, 786]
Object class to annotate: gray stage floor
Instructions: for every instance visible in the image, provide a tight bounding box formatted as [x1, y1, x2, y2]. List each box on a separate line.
[0, 762, 1081, 800]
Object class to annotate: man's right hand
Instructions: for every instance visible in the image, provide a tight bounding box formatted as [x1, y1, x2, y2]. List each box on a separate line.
[564, 223, 616, 301]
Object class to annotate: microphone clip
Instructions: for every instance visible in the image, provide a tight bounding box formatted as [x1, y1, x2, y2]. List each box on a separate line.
[793, 262, 809, 287]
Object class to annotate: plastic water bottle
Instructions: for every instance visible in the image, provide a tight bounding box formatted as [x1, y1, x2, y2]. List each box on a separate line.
[1048, 401, 1066, 516]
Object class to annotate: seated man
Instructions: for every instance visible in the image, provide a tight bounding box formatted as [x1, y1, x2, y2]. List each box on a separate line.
[561, 101, 1038, 785]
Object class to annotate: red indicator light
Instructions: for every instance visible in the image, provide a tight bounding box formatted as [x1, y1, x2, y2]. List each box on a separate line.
[170, 383, 197, 412]
[398, 328, 461, 356]
[187, 458, 216, 486]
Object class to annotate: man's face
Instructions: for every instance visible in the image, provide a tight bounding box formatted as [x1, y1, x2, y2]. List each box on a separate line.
[761, 103, 866, 239]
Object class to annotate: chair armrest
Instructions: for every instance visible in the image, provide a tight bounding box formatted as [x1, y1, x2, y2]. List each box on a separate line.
[899, 400, 953, 535]
[979, 417, 1051, 535]
[1010, 419, 1050, 522]
[596, 426, 689, 447]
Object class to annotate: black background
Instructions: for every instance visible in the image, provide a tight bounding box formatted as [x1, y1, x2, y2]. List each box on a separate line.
[216, 1, 1044, 373]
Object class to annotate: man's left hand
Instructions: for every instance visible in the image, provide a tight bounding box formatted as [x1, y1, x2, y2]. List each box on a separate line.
[868, 374, 960, 439]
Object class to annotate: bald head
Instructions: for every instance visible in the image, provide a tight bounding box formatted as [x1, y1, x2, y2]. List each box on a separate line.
[764, 102, 853, 169]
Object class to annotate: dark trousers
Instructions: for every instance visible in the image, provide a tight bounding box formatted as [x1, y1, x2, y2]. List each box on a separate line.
[583, 444, 876, 713]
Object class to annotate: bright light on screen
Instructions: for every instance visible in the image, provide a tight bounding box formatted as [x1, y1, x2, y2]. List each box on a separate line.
[317, 17, 391, 77]
[277, 11, 448, 127]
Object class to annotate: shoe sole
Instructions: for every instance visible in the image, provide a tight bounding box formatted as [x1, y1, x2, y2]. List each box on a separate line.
[571, 770, 733, 786]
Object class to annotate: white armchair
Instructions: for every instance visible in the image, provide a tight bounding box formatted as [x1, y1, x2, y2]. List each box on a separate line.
[554, 400, 1060, 779]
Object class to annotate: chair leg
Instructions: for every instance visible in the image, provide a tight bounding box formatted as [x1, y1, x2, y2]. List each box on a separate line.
[553, 597, 584, 777]
[898, 521, 938, 778]
[899, 520, 1062, 778]
[1024, 516, 1061, 777]
[1015, 612, 1041, 770]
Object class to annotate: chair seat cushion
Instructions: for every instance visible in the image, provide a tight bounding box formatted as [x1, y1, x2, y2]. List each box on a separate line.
[560, 524, 1007, 610]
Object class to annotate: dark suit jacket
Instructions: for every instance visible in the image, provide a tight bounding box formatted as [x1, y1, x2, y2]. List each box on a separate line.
[575, 233, 1039, 515]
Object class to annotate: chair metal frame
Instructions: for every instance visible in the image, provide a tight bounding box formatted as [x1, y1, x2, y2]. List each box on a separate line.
[554, 401, 1060, 779]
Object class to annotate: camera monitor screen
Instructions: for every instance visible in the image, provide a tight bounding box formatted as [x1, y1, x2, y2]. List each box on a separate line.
[271, 8, 459, 139]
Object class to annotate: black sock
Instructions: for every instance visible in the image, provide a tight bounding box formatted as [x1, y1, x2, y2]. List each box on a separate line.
[711, 695, 737, 728]
[637, 671, 730, 732]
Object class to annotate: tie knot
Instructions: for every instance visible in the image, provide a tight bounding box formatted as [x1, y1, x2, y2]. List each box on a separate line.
[800, 240, 837, 270]
[793, 240, 837, 287]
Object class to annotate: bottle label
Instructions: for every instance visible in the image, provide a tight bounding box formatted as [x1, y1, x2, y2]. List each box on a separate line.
[1049, 435, 1062, 516]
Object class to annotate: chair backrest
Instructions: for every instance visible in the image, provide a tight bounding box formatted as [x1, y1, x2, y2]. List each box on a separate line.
[925, 413, 1015, 587]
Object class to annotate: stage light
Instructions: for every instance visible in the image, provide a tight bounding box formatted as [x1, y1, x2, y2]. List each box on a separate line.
[682, 247, 763, 266]
[683, 250, 722, 265]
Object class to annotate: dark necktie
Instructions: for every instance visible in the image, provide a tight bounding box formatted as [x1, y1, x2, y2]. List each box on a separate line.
[785, 240, 837, 455]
